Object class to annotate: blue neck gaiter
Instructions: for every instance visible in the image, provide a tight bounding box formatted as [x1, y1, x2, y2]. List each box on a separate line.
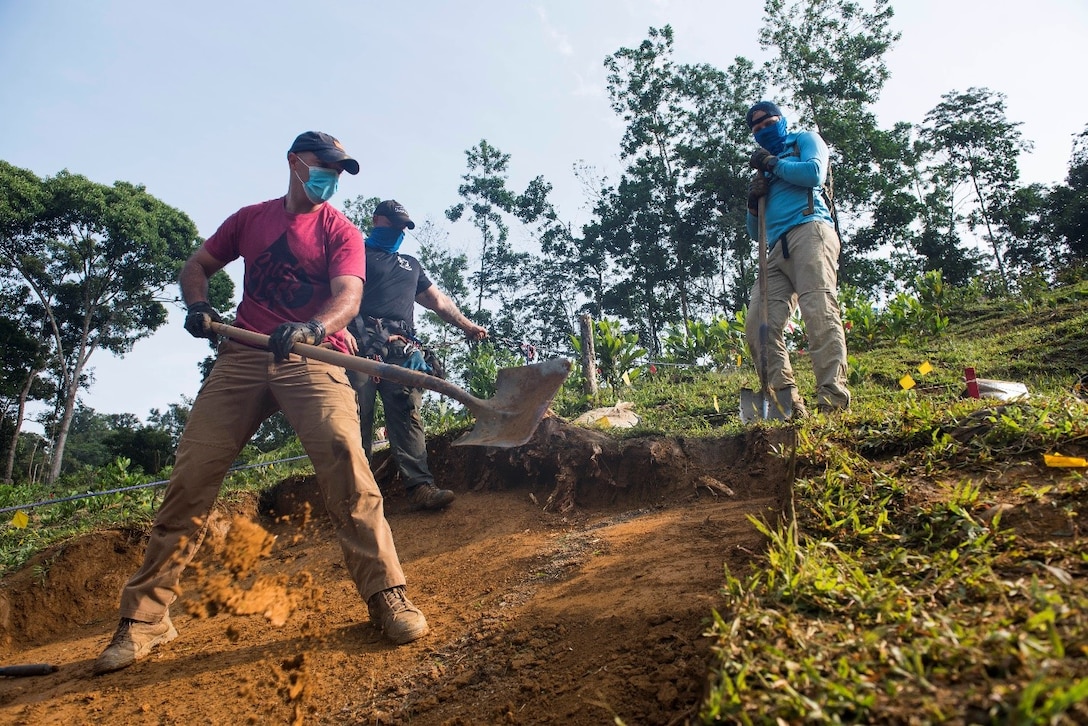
[366, 226, 405, 253]
[754, 117, 789, 155]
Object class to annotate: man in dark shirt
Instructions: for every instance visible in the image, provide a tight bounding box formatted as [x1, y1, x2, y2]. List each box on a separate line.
[347, 200, 487, 511]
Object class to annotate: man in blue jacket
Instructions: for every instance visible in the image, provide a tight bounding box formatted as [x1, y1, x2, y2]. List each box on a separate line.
[745, 101, 850, 416]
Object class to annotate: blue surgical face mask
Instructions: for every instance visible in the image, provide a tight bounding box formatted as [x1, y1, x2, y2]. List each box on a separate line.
[293, 157, 340, 203]
[753, 116, 789, 155]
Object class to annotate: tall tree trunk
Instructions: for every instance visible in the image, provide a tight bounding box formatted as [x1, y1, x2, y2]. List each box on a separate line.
[969, 170, 1009, 289]
[3, 366, 42, 483]
[47, 372, 81, 484]
[47, 341, 92, 484]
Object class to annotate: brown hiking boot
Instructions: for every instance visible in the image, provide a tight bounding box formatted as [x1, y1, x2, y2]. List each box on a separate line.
[367, 586, 429, 645]
[93, 614, 178, 675]
[409, 482, 455, 511]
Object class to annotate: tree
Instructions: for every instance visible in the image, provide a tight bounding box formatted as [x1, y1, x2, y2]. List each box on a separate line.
[59, 406, 175, 476]
[444, 140, 573, 350]
[898, 155, 985, 287]
[674, 56, 767, 313]
[596, 27, 775, 348]
[598, 26, 695, 349]
[61, 404, 118, 471]
[1048, 125, 1088, 272]
[0, 162, 201, 482]
[998, 183, 1055, 278]
[919, 88, 1032, 289]
[445, 140, 519, 317]
[0, 284, 54, 483]
[0, 162, 55, 482]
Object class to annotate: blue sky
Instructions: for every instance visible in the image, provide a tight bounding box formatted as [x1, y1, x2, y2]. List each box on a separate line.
[2, 0, 1086, 430]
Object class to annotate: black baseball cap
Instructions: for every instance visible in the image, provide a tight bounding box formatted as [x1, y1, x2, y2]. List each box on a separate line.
[746, 101, 783, 129]
[373, 199, 415, 230]
[288, 131, 360, 175]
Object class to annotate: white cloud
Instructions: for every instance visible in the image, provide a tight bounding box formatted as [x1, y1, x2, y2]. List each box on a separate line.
[535, 5, 575, 56]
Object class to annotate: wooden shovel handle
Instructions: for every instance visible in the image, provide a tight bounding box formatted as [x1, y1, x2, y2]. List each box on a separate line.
[207, 321, 481, 408]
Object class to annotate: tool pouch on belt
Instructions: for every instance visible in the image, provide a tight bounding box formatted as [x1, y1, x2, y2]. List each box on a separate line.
[357, 316, 446, 379]
[423, 349, 446, 379]
[356, 316, 411, 360]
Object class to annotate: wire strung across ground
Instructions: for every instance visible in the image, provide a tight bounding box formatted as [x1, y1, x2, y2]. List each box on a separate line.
[0, 455, 315, 516]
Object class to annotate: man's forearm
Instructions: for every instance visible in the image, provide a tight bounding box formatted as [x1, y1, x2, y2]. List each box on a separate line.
[437, 306, 476, 333]
[179, 258, 211, 307]
[312, 277, 363, 334]
[434, 298, 483, 333]
[311, 294, 361, 334]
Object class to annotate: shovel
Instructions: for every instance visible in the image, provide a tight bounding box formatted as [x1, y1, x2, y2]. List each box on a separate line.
[209, 322, 571, 448]
[0, 663, 56, 677]
[739, 195, 792, 424]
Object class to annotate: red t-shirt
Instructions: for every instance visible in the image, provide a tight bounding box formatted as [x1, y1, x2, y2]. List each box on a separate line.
[203, 198, 365, 354]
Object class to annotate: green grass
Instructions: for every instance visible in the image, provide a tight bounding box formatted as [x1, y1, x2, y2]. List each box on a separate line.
[0, 442, 315, 574]
[694, 281, 1088, 725]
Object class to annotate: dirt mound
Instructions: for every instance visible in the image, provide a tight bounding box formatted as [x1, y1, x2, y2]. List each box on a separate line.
[0, 422, 794, 725]
[0, 497, 263, 654]
[0, 529, 145, 651]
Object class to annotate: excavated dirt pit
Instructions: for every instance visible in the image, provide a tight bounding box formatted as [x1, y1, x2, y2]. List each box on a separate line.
[0, 419, 795, 725]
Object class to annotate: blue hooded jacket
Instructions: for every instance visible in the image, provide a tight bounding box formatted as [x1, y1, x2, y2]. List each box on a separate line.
[746, 129, 834, 249]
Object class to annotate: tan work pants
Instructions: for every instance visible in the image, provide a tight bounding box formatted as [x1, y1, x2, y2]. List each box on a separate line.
[120, 340, 405, 622]
[745, 220, 850, 410]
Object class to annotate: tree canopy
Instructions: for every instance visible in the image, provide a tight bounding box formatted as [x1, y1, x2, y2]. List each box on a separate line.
[0, 162, 202, 482]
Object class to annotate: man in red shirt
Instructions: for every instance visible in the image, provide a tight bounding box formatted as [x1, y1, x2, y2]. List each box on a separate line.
[94, 132, 428, 676]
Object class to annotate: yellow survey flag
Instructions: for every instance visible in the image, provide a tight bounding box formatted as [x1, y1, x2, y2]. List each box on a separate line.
[1044, 453, 1088, 468]
[900, 374, 916, 390]
[713, 395, 720, 413]
[918, 361, 933, 375]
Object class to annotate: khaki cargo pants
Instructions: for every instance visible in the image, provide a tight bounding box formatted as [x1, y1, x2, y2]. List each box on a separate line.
[745, 220, 851, 410]
[119, 340, 406, 623]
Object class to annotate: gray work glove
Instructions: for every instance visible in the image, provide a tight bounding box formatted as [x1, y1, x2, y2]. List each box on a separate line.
[269, 320, 326, 362]
[184, 302, 222, 340]
[747, 172, 769, 214]
[749, 148, 779, 173]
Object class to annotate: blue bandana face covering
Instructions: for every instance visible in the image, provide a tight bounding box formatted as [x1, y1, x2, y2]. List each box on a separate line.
[754, 116, 789, 155]
[366, 226, 405, 253]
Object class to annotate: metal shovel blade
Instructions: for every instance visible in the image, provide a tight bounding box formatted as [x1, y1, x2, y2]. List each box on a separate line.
[453, 358, 572, 448]
[739, 387, 793, 424]
[209, 322, 571, 448]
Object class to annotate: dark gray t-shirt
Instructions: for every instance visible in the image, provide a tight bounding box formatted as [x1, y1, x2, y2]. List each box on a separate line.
[348, 247, 432, 340]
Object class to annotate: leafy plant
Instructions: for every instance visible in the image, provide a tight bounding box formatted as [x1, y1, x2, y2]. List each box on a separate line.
[840, 285, 884, 350]
[571, 319, 647, 398]
[662, 314, 746, 371]
[462, 341, 523, 400]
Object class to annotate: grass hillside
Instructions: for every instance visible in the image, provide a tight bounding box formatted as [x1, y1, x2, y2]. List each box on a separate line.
[692, 281, 1088, 724]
